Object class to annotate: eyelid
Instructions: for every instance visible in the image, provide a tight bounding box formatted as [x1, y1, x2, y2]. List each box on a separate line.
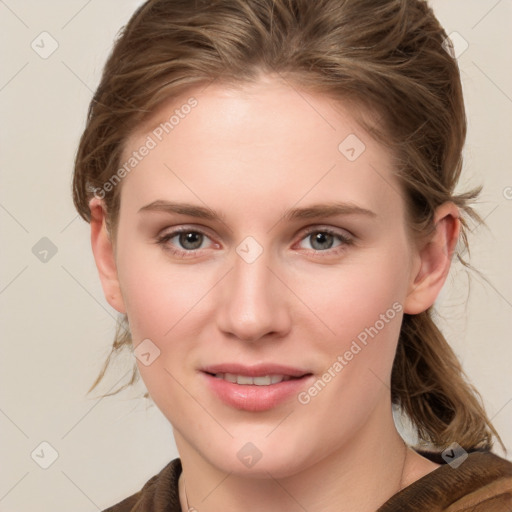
[293, 225, 354, 252]
[156, 224, 354, 256]
[157, 224, 216, 241]
[298, 224, 353, 239]
[155, 225, 218, 252]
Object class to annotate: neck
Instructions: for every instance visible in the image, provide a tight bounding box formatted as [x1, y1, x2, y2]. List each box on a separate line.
[176, 405, 411, 512]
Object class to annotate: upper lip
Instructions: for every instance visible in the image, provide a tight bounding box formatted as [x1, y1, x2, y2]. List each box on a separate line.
[201, 363, 310, 378]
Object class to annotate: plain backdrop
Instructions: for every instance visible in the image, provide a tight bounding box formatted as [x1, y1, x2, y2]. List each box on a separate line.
[1, 1, 511, 510]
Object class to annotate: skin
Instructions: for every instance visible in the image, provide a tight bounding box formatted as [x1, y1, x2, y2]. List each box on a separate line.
[90, 74, 459, 512]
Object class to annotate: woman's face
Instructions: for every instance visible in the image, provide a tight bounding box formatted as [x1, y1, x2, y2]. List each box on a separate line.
[107, 75, 422, 477]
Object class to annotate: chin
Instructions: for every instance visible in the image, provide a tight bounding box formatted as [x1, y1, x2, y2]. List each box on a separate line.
[194, 435, 319, 479]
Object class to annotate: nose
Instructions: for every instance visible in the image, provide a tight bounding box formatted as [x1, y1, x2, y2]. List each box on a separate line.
[215, 248, 292, 343]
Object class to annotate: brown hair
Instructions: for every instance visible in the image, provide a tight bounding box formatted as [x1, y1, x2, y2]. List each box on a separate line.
[73, 0, 503, 452]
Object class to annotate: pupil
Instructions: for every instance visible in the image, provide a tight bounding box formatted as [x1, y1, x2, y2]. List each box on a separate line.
[311, 232, 333, 250]
[180, 232, 202, 250]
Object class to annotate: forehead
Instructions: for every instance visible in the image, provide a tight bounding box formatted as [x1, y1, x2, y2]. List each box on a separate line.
[130, 75, 372, 154]
[119, 75, 405, 223]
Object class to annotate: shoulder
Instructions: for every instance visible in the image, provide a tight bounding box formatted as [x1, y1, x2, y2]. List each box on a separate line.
[100, 452, 512, 511]
[379, 450, 512, 511]
[102, 458, 182, 512]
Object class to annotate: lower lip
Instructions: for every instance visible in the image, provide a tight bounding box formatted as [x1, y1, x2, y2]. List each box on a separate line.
[202, 372, 313, 412]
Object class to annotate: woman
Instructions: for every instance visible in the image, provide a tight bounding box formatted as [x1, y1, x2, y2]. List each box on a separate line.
[72, 0, 512, 510]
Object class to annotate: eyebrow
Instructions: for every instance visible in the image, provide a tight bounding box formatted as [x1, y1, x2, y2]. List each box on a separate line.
[282, 202, 376, 221]
[138, 200, 376, 222]
[139, 200, 220, 220]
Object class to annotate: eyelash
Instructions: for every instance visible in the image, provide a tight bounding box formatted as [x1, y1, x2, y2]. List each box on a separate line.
[155, 226, 354, 259]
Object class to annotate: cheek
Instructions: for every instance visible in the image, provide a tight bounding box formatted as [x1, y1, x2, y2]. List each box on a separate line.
[115, 234, 210, 341]
[304, 245, 410, 346]
[294, 252, 408, 430]
[296, 243, 410, 414]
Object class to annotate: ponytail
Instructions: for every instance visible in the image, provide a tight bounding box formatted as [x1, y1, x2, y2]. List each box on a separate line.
[392, 310, 504, 452]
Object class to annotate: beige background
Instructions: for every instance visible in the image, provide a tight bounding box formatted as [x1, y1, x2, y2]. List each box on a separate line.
[1, 1, 511, 510]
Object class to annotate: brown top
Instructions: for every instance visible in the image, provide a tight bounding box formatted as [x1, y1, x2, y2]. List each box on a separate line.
[103, 450, 512, 511]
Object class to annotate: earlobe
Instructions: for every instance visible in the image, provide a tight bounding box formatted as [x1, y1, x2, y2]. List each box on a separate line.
[89, 198, 126, 314]
[403, 202, 460, 315]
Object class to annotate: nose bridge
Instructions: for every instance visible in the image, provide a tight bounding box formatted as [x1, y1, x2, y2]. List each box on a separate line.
[216, 244, 290, 342]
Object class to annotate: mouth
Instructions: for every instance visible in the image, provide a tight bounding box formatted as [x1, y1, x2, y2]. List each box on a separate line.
[200, 364, 313, 412]
[205, 372, 300, 385]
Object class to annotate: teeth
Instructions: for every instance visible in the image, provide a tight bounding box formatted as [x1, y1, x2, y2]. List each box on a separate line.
[253, 375, 272, 385]
[237, 375, 253, 385]
[213, 373, 292, 385]
[224, 373, 238, 383]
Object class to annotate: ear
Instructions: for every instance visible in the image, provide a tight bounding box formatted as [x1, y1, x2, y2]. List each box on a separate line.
[89, 198, 126, 314]
[404, 202, 460, 315]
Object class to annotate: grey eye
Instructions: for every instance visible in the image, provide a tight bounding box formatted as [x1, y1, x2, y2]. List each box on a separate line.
[177, 232, 204, 250]
[309, 232, 336, 251]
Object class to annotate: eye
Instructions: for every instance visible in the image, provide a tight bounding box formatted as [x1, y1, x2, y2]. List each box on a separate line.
[155, 226, 354, 259]
[297, 228, 353, 253]
[156, 227, 214, 257]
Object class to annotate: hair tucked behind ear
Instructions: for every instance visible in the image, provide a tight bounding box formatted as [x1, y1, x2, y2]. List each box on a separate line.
[73, 0, 504, 453]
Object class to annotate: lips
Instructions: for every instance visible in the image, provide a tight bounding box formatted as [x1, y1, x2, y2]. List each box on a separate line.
[201, 363, 309, 378]
[200, 363, 313, 412]
[212, 373, 293, 385]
